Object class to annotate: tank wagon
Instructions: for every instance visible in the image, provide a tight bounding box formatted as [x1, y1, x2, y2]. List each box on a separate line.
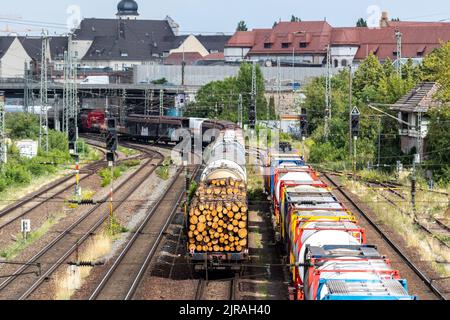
[266, 149, 417, 300]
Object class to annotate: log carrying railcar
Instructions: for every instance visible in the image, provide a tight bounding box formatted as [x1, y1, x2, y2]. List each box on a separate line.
[187, 127, 249, 271]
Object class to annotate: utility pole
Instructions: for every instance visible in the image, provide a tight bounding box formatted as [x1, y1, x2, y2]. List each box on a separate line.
[62, 50, 68, 133]
[249, 61, 257, 128]
[159, 89, 164, 117]
[23, 61, 31, 113]
[348, 65, 353, 158]
[277, 57, 281, 119]
[120, 89, 126, 126]
[0, 91, 6, 167]
[324, 44, 332, 140]
[238, 94, 243, 129]
[395, 30, 402, 77]
[377, 116, 382, 168]
[39, 30, 49, 153]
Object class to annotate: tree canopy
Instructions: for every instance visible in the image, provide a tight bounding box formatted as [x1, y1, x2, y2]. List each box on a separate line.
[184, 63, 275, 123]
[356, 18, 368, 27]
[290, 15, 301, 22]
[236, 21, 248, 31]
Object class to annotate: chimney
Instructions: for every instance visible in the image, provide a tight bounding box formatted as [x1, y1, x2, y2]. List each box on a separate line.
[380, 11, 389, 28]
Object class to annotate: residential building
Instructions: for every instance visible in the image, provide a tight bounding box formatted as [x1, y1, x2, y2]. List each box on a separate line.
[225, 13, 450, 67]
[0, 36, 67, 78]
[390, 82, 444, 160]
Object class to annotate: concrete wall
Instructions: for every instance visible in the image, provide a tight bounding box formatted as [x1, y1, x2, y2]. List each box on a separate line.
[134, 64, 336, 87]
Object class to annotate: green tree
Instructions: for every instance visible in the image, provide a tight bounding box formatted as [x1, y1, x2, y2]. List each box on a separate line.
[185, 63, 272, 123]
[5, 113, 40, 139]
[291, 15, 301, 22]
[273, 21, 278, 28]
[353, 53, 385, 102]
[421, 41, 450, 102]
[236, 21, 248, 31]
[426, 106, 450, 183]
[356, 18, 368, 27]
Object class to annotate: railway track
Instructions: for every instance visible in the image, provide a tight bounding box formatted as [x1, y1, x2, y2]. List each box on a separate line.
[0, 146, 107, 230]
[89, 165, 199, 300]
[0, 146, 164, 300]
[355, 176, 450, 249]
[321, 172, 448, 300]
[195, 275, 238, 300]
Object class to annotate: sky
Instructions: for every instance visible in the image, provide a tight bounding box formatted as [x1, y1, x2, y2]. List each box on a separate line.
[1, 0, 450, 35]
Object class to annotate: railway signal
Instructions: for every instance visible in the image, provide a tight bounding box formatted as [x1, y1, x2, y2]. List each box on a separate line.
[68, 117, 77, 154]
[106, 118, 118, 154]
[350, 107, 360, 177]
[351, 107, 360, 138]
[300, 114, 308, 138]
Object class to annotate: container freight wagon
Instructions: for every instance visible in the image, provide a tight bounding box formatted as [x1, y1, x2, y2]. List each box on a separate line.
[302, 245, 416, 300]
[187, 129, 249, 270]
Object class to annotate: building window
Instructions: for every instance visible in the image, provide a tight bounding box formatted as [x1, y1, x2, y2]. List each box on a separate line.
[341, 59, 348, 67]
[281, 43, 290, 48]
[334, 59, 339, 68]
[264, 43, 272, 49]
[299, 42, 307, 48]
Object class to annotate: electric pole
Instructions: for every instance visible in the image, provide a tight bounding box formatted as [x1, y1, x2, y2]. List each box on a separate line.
[249, 61, 257, 128]
[395, 30, 402, 77]
[23, 61, 31, 113]
[277, 57, 281, 119]
[159, 89, 164, 117]
[324, 44, 332, 140]
[39, 30, 49, 153]
[0, 91, 6, 167]
[348, 65, 353, 158]
[238, 93, 243, 129]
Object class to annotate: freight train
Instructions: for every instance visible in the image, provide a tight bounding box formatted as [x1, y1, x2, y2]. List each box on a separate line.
[265, 149, 417, 300]
[79, 108, 248, 270]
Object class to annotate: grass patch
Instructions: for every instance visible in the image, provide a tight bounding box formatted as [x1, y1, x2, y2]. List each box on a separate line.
[342, 177, 450, 278]
[156, 158, 172, 180]
[54, 233, 112, 300]
[118, 145, 140, 157]
[0, 214, 61, 260]
[98, 161, 140, 187]
[106, 216, 129, 236]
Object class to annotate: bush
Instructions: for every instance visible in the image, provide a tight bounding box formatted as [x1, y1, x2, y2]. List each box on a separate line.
[4, 165, 32, 185]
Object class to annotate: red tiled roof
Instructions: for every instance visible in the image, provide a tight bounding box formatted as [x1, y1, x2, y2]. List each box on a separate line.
[340, 26, 450, 60]
[227, 29, 271, 47]
[244, 21, 333, 55]
[387, 21, 450, 28]
[203, 52, 225, 60]
[163, 52, 203, 65]
[226, 20, 450, 61]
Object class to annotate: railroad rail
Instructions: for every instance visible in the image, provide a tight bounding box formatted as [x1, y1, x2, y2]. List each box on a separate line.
[0, 146, 164, 300]
[321, 172, 447, 300]
[89, 165, 199, 300]
[0, 145, 107, 229]
[195, 276, 238, 300]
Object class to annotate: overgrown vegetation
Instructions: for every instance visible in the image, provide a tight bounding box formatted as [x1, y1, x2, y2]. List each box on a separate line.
[301, 41, 450, 184]
[0, 113, 102, 194]
[98, 159, 140, 187]
[184, 62, 276, 121]
[156, 158, 172, 180]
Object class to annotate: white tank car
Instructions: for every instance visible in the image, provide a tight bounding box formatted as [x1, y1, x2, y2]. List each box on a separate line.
[201, 128, 247, 183]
